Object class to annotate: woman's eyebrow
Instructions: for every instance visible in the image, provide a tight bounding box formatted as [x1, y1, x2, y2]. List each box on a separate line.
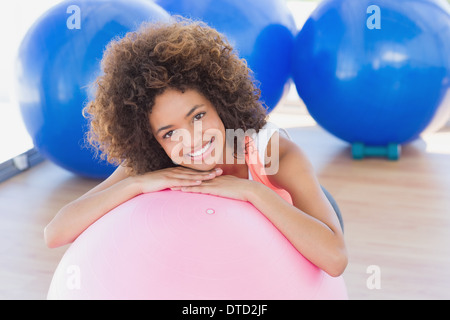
[185, 104, 204, 118]
[156, 104, 205, 135]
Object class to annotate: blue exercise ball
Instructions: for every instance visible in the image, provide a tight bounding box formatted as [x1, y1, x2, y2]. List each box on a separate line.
[292, 0, 450, 147]
[155, 0, 296, 112]
[15, 0, 170, 178]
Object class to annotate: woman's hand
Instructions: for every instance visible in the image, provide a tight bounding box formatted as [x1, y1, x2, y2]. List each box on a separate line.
[171, 175, 255, 202]
[134, 166, 223, 194]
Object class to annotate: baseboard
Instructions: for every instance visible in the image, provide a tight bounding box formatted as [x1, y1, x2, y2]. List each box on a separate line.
[0, 148, 45, 183]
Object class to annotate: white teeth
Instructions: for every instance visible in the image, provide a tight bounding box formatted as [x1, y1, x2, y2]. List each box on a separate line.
[188, 139, 212, 157]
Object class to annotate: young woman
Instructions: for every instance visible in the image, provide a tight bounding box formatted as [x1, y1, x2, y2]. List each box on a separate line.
[45, 18, 347, 277]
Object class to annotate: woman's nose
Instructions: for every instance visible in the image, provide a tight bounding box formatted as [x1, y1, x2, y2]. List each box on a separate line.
[180, 129, 203, 149]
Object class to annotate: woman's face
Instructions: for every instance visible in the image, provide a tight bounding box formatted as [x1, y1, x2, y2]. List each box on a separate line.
[149, 88, 226, 171]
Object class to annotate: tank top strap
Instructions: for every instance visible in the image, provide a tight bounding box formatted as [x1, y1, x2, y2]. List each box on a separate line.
[245, 123, 293, 205]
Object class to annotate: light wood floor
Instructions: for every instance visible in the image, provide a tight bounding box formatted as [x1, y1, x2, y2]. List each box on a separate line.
[1, 101, 450, 300]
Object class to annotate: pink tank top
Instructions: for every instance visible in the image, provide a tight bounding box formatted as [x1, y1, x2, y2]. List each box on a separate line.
[244, 123, 293, 205]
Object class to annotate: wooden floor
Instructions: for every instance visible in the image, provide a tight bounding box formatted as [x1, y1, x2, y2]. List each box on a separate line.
[1, 101, 450, 299]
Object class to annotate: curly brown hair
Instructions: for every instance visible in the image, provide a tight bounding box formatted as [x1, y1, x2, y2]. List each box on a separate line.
[83, 18, 267, 175]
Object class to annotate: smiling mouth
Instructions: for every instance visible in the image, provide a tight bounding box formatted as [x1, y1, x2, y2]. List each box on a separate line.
[186, 137, 215, 158]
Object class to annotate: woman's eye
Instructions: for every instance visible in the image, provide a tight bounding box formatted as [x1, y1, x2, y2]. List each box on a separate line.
[163, 130, 174, 139]
[162, 113, 205, 139]
[194, 112, 205, 121]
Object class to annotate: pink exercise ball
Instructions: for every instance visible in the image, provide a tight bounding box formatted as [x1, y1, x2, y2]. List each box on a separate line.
[47, 190, 347, 299]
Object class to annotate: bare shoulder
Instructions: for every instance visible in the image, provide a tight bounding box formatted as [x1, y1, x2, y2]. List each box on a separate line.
[265, 132, 315, 189]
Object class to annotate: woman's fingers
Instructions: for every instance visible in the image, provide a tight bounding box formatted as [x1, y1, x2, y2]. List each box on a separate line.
[172, 167, 222, 181]
[169, 168, 222, 189]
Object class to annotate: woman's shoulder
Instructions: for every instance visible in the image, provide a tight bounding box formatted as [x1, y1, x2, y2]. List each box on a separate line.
[260, 122, 314, 186]
[255, 121, 290, 139]
[251, 122, 290, 162]
[267, 131, 314, 189]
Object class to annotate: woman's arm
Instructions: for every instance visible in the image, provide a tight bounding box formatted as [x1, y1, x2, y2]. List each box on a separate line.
[247, 133, 347, 277]
[178, 133, 348, 276]
[177, 175, 347, 277]
[245, 181, 347, 277]
[44, 166, 140, 248]
[45, 166, 223, 248]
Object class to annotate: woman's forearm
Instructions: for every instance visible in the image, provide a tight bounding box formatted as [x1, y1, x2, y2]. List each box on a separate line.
[45, 166, 223, 248]
[245, 181, 347, 277]
[44, 176, 142, 248]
